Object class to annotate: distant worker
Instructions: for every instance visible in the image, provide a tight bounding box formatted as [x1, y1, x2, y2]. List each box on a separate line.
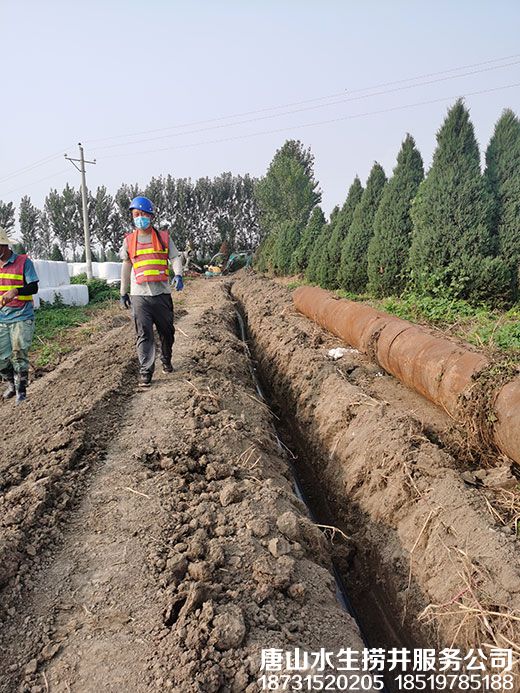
[218, 239, 231, 266]
[0, 228, 39, 404]
[120, 197, 184, 388]
[181, 242, 196, 272]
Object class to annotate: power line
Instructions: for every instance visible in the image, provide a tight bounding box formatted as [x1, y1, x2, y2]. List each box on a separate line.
[3, 80, 519, 200]
[85, 51, 520, 146]
[97, 81, 520, 161]
[1, 168, 71, 197]
[0, 147, 74, 186]
[2, 52, 519, 192]
[90, 58, 520, 155]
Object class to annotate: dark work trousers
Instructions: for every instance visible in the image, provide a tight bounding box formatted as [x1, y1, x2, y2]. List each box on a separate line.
[131, 294, 175, 376]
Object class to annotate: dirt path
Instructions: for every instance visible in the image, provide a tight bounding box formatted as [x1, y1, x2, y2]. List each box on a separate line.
[22, 396, 169, 691]
[1, 279, 369, 693]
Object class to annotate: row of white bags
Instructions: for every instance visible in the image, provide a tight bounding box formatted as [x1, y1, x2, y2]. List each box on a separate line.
[28, 260, 120, 308]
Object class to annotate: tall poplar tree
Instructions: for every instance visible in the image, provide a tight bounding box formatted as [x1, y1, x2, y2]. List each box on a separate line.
[255, 140, 321, 271]
[0, 201, 15, 232]
[19, 196, 41, 255]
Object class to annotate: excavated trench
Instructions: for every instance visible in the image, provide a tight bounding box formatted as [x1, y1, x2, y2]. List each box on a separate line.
[232, 274, 520, 688]
[233, 297, 413, 692]
[235, 309, 356, 618]
[0, 279, 379, 693]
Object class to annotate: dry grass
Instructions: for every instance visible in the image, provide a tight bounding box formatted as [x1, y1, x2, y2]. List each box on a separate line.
[315, 523, 350, 544]
[480, 486, 520, 537]
[418, 548, 520, 665]
[456, 358, 519, 466]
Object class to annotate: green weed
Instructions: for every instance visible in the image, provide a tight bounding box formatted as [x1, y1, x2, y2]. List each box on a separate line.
[32, 297, 116, 367]
[70, 274, 120, 303]
[380, 291, 520, 353]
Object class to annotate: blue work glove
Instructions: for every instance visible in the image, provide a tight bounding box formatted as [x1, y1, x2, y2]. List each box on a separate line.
[173, 275, 184, 292]
[120, 293, 132, 309]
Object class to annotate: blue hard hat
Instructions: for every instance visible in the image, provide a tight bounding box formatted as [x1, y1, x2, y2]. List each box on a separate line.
[129, 196, 154, 214]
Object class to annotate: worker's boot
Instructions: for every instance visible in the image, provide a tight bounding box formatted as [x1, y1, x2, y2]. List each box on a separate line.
[1, 366, 15, 400]
[14, 371, 29, 405]
[138, 372, 152, 389]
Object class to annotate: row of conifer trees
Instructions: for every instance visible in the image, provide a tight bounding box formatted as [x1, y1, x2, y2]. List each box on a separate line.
[255, 100, 520, 305]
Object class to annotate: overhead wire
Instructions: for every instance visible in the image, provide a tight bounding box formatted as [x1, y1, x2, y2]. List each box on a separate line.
[89, 58, 520, 154]
[0, 147, 74, 185]
[96, 81, 520, 161]
[2, 51, 519, 192]
[1, 169, 72, 197]
[84, 52, 520, 145]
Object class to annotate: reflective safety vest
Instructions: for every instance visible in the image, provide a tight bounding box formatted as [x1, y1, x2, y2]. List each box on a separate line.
[126, 229, 169, 284]
[0, 254, 32, 308]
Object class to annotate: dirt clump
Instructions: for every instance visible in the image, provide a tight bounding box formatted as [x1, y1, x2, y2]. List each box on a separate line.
[0, 322, 136, 601]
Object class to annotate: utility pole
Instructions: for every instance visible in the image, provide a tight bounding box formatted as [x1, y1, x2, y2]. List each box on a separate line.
[65, 143, 96, 280]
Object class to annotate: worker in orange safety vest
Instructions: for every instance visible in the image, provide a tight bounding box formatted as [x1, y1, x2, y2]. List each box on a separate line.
[120, 196, 183, 388]
[0, 227, 39, 404]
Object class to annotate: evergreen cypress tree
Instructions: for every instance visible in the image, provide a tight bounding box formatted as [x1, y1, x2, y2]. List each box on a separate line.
[305, 229, 327, 283]
[410, 100, 509, 303]
[367, 135, 424, 296]
[305, 212, 333, 283]
[338, 163, 386, 292]
[316, 178, 363, 289]
[272, 221, 301, 275]
[255, 233, 277, 273]
[291, 206, 326, 273]
[50, 243, 65, 261]
[484, 108, 520, 297]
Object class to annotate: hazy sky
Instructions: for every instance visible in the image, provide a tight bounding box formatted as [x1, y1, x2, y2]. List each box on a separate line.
[3, 0, 520, 230]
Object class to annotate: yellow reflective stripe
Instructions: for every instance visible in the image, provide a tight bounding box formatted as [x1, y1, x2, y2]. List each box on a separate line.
[14, 295, 32, 301]
[135, 248, 167, 256]
[137, 270, 167, 277]
[0, 273, 23, 280]
[0, 284, 23, 290]
[133, 258, 168, 269]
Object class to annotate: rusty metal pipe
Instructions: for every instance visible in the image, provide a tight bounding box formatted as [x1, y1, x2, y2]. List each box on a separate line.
[293, 286, 520, 466]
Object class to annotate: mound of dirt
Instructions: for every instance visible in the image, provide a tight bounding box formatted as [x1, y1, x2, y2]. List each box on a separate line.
[233, 274, 520, 663]
[0, 280, 370, 693]
[0, 321, 137, 600]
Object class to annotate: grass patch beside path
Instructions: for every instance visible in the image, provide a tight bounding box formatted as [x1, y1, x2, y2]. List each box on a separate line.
[32, 301, 118, 368]
[32, 277, 121, 368]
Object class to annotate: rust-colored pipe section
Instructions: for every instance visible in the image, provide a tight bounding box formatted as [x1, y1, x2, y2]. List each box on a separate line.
[293, 286, 520, 466]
